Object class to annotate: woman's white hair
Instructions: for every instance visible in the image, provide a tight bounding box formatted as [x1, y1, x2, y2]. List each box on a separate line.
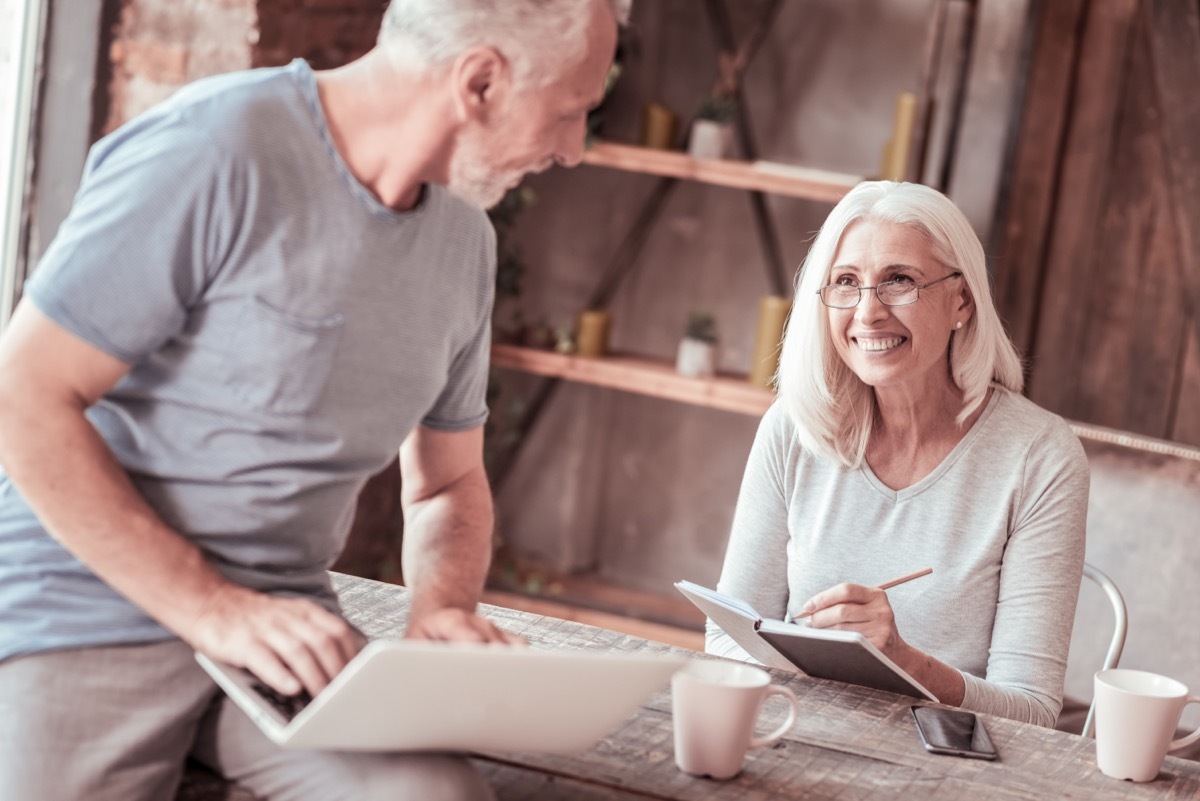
[776, 180, 1024, 468]
[379, 0, 631, 88]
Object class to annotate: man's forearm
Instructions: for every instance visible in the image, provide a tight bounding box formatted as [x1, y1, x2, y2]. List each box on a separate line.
[400, 464, 494, 618]
[0, 395, 231, 637]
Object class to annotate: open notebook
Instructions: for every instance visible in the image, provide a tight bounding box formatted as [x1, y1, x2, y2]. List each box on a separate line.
[197, 639, 685, 752]
[676, 580, 937, 701]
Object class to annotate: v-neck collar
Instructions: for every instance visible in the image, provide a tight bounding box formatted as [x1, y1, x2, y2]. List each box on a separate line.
[858, 388, 1002, 502]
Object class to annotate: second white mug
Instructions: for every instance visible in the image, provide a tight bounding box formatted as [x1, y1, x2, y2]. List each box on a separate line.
[672, 659, 799, 780]
[1094, 668, 1200, 782]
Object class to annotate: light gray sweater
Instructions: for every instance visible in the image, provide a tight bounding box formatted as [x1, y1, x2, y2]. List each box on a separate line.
[708, 387, 1089, 727]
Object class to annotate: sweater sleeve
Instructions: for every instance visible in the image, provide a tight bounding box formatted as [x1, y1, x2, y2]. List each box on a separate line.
[707, 403, 794, 662]
[957, 419, 1089, 727]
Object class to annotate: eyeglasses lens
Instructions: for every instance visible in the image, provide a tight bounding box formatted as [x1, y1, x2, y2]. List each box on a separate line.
[820, 282, 918, 308]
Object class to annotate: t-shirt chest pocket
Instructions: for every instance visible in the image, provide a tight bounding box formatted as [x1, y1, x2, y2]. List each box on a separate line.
[226, 296, 344, 415]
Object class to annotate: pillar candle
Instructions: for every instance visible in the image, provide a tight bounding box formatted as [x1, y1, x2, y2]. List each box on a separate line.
[748, 295, 790, 388]
[641, 102, 679, 151]
[881, 92, 917, 181]
[576, 309, 611, 357]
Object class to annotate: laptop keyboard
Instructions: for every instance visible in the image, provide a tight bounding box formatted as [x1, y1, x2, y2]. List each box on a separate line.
[250, 681, 313, 722]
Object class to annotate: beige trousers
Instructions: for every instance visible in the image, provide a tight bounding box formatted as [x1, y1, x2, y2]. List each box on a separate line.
[0, 640, 495, 801]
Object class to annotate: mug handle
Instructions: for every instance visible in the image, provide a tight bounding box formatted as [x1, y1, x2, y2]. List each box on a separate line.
[1169, 695, 1200, 751]
[748, 685, 799, 748]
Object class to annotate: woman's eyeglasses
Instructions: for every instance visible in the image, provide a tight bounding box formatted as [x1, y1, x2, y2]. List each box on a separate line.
[817, 272, 962, 309]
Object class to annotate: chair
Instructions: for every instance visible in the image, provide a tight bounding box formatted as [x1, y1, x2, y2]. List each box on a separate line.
[1081, 562, 1128, 738]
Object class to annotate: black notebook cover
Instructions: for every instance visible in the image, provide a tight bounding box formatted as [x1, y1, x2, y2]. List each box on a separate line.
[676, 580, 937, 701]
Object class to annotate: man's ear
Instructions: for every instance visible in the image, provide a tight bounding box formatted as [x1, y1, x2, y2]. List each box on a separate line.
[450, 46, 511, 124]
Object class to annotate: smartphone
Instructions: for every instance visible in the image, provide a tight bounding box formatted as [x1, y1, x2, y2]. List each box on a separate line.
[910, 706, 998, 760]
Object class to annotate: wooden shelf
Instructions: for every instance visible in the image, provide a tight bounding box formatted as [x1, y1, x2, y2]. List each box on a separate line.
[486, 556, 706, 650]
[481, 590, 704, 651]
[581, 141, 862, 204]
[491, 343, 774, 417]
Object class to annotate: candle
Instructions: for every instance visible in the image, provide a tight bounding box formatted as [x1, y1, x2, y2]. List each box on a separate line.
[641, 102, 679, 151]
[748, 295, 790, 388]
[882, 92, 917, 181]
[576, 309, 611, 357]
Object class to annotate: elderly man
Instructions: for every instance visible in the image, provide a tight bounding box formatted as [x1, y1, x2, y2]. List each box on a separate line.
[0, 1, 628, 798]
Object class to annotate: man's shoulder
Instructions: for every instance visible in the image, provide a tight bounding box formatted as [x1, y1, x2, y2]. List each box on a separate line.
[166, 61, 306, 119]
[99, 62, 311, 160]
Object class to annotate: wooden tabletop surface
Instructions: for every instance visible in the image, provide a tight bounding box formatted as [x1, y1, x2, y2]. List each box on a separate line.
[332, 572, 1200, 800]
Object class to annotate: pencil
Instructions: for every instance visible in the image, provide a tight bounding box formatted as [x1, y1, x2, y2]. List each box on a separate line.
[791, 567, 933, 621]
[876, 566, 934, 591]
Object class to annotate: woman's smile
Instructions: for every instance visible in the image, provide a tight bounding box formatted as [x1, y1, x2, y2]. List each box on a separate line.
[853, 335, 907, 353]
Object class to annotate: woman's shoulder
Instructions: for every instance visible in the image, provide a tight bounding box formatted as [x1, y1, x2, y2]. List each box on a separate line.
[988, 385, 1070, 429]
[756, 401, 842, 475]
[760, 400, 816, 456]
[754, 402, 798, 458]
[983, 386, 1087, 466]
[760, 399, 793, 431]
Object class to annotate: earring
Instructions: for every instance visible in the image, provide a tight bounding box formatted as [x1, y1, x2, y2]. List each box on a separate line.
[955, 321, 963, 330]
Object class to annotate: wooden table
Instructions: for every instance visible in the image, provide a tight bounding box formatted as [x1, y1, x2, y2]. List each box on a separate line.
[334, 573, 1200, 800]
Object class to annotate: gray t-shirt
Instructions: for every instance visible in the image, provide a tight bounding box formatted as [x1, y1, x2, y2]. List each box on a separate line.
[0, 60, 495, 662]
[709, 387, 1089, 727]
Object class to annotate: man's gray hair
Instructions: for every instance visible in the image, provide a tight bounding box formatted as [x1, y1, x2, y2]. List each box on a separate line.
[379, 0, 630, 88]
[776, 180, 1024, 468]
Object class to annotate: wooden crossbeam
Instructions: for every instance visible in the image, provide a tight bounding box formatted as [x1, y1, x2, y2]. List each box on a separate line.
[1145, 0, 1200, 344]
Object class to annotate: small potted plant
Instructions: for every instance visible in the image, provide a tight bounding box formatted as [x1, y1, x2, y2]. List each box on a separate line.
[676, 310, 719, 378]
[689, 95, 736, 160]
[688, 51, 743, 160]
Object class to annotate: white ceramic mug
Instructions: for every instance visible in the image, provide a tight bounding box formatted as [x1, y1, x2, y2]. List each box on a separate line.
[1094, 668, 1200, 782]
[672, 660, 799, 780]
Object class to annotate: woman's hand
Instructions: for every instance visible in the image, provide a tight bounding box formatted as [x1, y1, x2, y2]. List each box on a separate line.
[799, 581, 967, 706]
[799, 582, 909, 661]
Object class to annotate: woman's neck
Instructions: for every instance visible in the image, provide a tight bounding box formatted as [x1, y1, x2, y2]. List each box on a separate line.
[865, 383, 991, 490]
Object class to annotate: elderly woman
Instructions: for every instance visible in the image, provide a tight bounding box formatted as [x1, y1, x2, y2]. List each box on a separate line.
[708, 181, 1088, 728]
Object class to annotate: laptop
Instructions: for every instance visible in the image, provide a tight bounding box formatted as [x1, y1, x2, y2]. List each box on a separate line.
[196, 639, 685, 753]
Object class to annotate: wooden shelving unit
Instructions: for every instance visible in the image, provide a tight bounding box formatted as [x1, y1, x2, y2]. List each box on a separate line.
[483, 555, 706, 650]
[482, 589, 704, 650]
[490, 343, 774, 417]
[581, 141, 862, 204]
[483, 1, 988, 646]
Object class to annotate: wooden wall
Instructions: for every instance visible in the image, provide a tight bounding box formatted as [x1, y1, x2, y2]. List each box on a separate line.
[992, 0, 1200, 445]
[100, 0, 381, 133]
[32, 0, 1199, 598]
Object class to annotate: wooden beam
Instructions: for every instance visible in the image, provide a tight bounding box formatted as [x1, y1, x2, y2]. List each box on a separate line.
[702, 0, 790, 294]
[944, 0, 1034, 241]
[1025, 0, 1140, 413]
[1073, 9, 1185, 435]
[1145, 0, 1200, 344]
[990, 0, 1089, 357]
[1174, 332, 1200, 443]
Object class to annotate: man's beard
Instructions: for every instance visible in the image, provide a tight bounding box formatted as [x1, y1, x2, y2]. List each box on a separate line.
[446, 143, 517, 210]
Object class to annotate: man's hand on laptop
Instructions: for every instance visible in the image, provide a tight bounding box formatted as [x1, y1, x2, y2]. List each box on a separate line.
[185, 583, 365, 697]
[406, 607, 526, 645]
